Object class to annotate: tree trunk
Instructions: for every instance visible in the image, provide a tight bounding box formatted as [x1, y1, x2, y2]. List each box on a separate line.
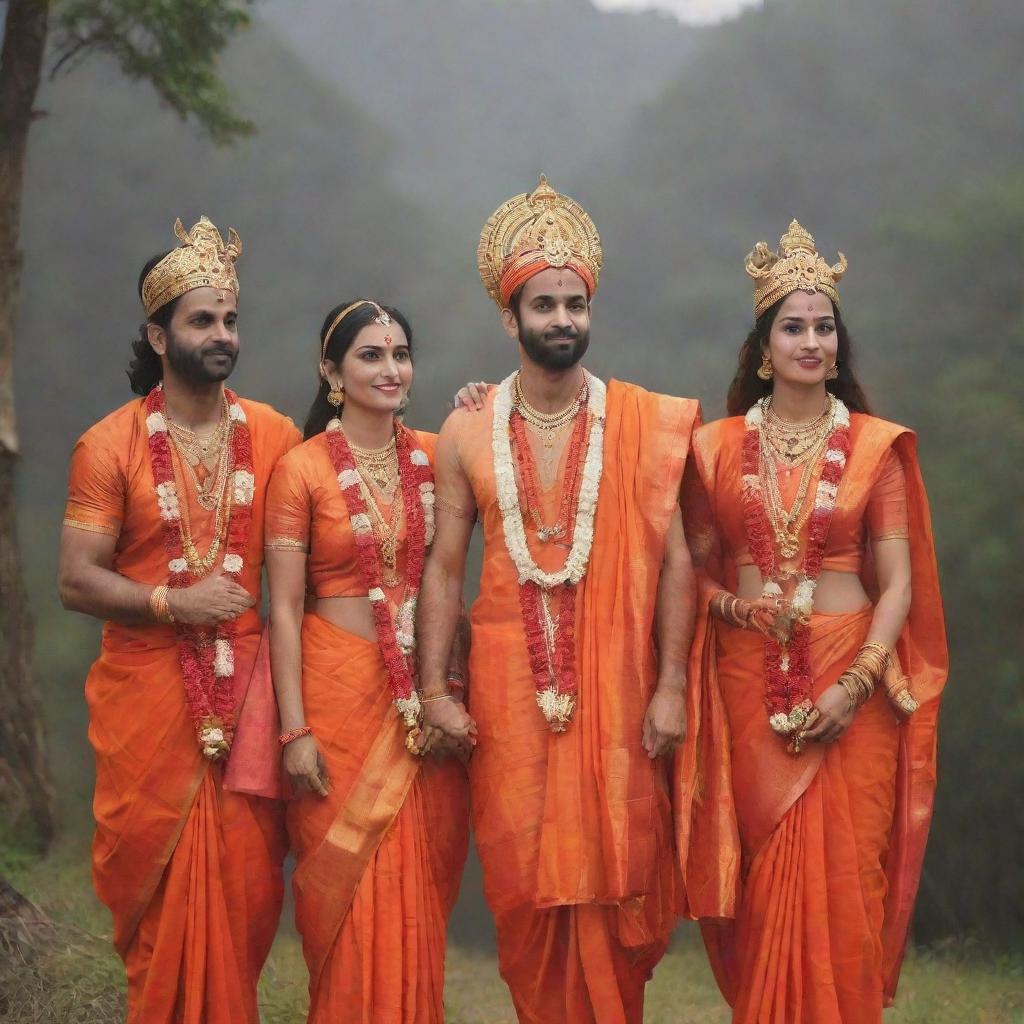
[0, 0, 55, 847]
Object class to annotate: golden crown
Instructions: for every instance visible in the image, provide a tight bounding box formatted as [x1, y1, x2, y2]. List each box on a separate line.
[141, 216, 242, 317]
[745, 219, 847, 319]
[477, 174, 603, 307]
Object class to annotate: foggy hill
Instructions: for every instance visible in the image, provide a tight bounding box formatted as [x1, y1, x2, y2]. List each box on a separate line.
[575, 0, 1024, 399]
[15, 23, 448, 513]
[260, 0, 698, 212]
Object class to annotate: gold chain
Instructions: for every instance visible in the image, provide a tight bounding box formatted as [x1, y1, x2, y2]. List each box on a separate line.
[757, 398, 836, 559]
[167, 393, 232, 511]
[762, 396, 834, 466]
[513, 372, 588, 431]
[346, 429, 403, 586]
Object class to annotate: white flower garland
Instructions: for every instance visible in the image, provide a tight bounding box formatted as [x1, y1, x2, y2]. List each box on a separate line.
[491, 370, 606, 589]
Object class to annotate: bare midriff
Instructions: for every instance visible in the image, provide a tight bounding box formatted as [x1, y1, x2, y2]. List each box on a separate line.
[313, 595, 378, 644]
[735, 565, 871, 613]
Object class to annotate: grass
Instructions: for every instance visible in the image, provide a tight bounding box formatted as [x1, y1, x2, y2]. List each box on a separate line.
[3, 847, 1022, 1023]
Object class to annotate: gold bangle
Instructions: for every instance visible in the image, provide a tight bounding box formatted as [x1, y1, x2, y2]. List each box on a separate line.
[420, 692, 453, 703]
[149, 584, 175, 624]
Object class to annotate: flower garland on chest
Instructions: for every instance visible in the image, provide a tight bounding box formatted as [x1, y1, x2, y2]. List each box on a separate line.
[492, 370, 606, 731]
[325, 417, 435, 735]
[145, 384, 254, 760]
[741, 395, 851, 747]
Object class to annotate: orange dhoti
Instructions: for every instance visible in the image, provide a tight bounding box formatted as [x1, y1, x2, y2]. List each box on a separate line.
[461, 382, 700, 1023]
[288, 613, 469, 1024]
[88, 627, 287, 1024]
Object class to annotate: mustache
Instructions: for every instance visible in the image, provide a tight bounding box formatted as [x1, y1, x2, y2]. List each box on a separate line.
[202, 343, 237, 357]
[544, 328, 578, 341]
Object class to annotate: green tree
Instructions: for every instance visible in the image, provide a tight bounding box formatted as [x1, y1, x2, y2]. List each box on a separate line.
[0, 0, 254, 849]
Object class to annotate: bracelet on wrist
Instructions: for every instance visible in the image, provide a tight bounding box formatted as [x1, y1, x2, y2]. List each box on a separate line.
[279, 725, 312, 747]
[149, 583, 175, 624]
[421, 692, 453, 704]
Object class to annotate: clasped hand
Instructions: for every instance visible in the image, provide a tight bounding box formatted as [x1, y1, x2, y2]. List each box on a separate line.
[167, 570, 255, 625]
[642, 684, 687, 759]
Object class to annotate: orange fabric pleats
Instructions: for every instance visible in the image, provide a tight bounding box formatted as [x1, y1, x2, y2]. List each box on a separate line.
[679, 415, 948, 1023]
[464, 382, 700, 1022]
[289, 613, 469, 1024]
[88, 630, 287, 1024]
[701, 611, 899, 1024]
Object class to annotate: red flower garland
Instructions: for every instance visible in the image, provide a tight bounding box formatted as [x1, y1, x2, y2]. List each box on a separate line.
[325, 420, 433, 729]
[144, 384, 254, 759]
[741, 401, 851, 743]
[509, 407, 588, 729]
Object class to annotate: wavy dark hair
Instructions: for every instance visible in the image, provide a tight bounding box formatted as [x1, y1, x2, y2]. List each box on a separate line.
[725, 294, 871, 416]
[303, 300, 414, 440]
[126, 252, 178, 396]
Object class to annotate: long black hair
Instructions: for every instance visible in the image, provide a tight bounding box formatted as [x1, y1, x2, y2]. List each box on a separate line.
[303, 300, 414, 440]
[126, 252, 178, 396]
[725, 294, 871, 417]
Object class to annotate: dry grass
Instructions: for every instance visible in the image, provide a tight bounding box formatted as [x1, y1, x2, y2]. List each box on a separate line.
[3, 849, 1022, 1023]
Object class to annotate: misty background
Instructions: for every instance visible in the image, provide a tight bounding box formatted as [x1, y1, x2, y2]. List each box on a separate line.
[10, 0, 1023, 959]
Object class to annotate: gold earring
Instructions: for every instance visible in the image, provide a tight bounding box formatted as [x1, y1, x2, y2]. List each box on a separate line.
[327, 383, 345, 407]
[825, 363, 839, 381]
[756, 352, 774, 381]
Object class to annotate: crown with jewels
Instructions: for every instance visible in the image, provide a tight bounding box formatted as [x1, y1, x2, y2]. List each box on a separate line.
[745, 219, 847, 319]
[478, 174, 603, 308]
[141, 216, 242, 317]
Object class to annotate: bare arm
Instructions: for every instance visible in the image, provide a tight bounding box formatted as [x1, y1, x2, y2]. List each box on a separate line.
[417, 418, 477, 740]
[642, 506, 695, 758]
[864, 537, 912, 648]
[267, 548, 329, 796]
[58, 526, 253, 625]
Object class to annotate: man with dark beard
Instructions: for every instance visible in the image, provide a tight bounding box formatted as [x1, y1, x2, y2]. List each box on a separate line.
[417, 176, 702, 1023]
[58, 217, 299, 1024]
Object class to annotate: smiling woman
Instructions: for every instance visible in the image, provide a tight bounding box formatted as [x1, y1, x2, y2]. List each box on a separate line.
[264, 298, 470, 1023]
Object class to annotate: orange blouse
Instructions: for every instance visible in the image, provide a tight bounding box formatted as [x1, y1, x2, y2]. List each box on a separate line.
[64, 396, 300, 642]
[693, 418, 908, 575]
[264, 429, 437, 599]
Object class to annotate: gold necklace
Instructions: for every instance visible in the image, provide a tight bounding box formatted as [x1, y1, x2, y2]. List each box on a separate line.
[763, 396, 834, 466]
[349, 435, 398, 496]
[167, 394, 232, 511]
[513, 373, 587, 432]
[757, 402, 835, 558]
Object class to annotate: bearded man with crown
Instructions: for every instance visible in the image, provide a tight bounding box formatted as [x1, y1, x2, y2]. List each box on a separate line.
[58, 217, 300, 1024]
[675, 221, 947, 1023]
[417, 175, 703, 1022]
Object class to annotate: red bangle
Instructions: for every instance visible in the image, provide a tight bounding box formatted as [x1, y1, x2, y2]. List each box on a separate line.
[279, 725, 312, 747]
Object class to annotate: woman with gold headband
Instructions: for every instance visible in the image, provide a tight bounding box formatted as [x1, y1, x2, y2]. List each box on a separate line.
[264, 300, 470, 1022]
[675, 222, 947, 1023]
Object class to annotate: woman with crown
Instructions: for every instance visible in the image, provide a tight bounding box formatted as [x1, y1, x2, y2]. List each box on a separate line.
[263, 300, 470, 1022]
[675, 222, 947, 1023]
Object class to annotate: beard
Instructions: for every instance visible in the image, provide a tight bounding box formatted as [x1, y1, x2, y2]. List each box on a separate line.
[165, 330, 238, 384]
[517, 322, 590, 371]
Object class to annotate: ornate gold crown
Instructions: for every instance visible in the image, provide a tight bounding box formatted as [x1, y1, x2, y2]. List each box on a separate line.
[141, 216, 242, 317]
[745, 219, 847, 319]
[477, 174, 603, 308]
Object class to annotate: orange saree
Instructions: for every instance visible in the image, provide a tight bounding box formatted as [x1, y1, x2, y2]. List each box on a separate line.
[676, 414, 947, 1024]
[265, 432, 469, 1023]
[454, 381, 700, 1023]
[65, 396, 299, 1024]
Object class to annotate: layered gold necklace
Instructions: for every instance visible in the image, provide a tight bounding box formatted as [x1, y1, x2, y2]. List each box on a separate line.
[762, 397, 834, 466]
[166, 394, 234, 575]
[349, 433, 402, 586]
[513, 372, 588, 432]
[757, 396, 836, 560]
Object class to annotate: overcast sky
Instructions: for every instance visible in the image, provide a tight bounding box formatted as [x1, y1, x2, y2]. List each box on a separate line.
[592, 0, 761, 24]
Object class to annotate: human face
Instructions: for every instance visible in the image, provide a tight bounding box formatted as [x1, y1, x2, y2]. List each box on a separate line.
[502, 266, 591, 371]
[150, 286, 239, 385]
[327, 321, 412, 415]
[765, 290, 838, 387]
